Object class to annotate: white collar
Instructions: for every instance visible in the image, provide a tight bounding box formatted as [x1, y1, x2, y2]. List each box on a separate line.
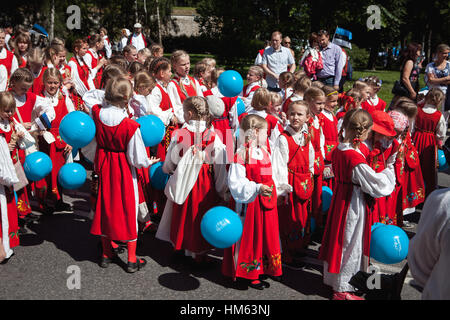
[286, 123, 309, 146]
[0, 118, 11, 132]
[338, 142, 365, 157]
[184, 120, 207, 133]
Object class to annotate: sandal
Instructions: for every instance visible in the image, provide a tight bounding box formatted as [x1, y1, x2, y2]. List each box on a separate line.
[127, 258, 147, 273]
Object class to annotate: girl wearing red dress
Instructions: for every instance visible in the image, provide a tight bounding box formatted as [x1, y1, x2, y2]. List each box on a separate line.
[67, 38, 96, 111]
[170, 50, 203, 107]
[84, 34, 107, 89]
[147, 57, 181, 161]
[0, 91, 21, 262]
[222, 114, 282, 290]
[240, 66, 263, 113]
[281, 75, 312, 115]
[365, 111, 399, 225]
[34, 68, 75, 214]
[12, 32, 31, 69]
[391, 99, 425, 227]
[273, 101, 315, 266]
[321, 86, 339, 191]
[412, 88, 447, 198]
[90, 77, 159, 273]
[303, 87, 326, 227]
[9, 68, 54, 222]
[319, 109, 396, 300]
[156, 96, 228, 264]
[361, 76, 387, 113]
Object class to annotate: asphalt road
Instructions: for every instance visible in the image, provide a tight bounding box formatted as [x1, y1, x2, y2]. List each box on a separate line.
[1, 168, 449, 304]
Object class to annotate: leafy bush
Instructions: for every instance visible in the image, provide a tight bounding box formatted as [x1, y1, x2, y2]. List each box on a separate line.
[346, 44, 370, 70]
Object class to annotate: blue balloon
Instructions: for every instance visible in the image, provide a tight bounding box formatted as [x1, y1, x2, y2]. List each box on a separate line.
[149, 162, 169, 191]
[322, 186, 333, 211]
[23, 151, 52, 181]
[236, 97, 246, 116]
[218, 70, 244, 98]
[58, 163, 87, 190]
[201, 206, 243, 249]
[136, 115, 166, 147]
[438, 149, 448, 171]
[371, 222, 385, 233]
[370, 225, 409, 264]
[59, 111, 96, 149]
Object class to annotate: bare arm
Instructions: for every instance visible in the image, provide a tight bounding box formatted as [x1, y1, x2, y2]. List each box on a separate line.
[261, 63, 278, 81]
[401, 60, 417, 99]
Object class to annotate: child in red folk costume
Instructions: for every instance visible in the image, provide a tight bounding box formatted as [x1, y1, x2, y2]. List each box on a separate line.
[364, 111, 399, 225]
[0, 92, 22, 261]
[278, 71, 295, 104]
[46, 45, 75, 98]
[361, 76, 386, 113]
[34, 68, 75, 215]
[147, 57, 183, 161]
[321, 86, 339, 190]
[223, 114, 282, 290]
[129, 70, 158, 231]
[84, 34, 107, 89]
[204, 68, 237, 160]
[273, 101, 315, 267]
[0, 28, 19, 81]
[193, 61, 209, 93]
[412, 88, 447, 198]
[303, 87, 326, 227]
[240, 66, 263, 112]
[27, 48, 48, 95]
[268, 92, 286, 127]
[90, 77, 159, 273]
[385, 109, 420, 228]
[319, 109, 396, 300]
[9, 68, 54, 222]
[238, 88, 283, 153]
[391, 99, 424, 227]
[68, 38, 96, 111]
[12, 32, 31, 69]
[336, 89, 363, 132]
[281, 75, 312, 115]
[170, 50, 204, 108]
[156, 96, 228, 263]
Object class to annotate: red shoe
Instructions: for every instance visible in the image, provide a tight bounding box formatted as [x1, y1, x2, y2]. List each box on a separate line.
[332, 291, 365, 300]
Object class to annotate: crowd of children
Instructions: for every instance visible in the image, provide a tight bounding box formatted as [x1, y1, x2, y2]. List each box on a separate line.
[0, 26, 448, 300]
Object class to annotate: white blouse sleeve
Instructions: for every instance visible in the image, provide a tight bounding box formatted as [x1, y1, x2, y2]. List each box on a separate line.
[0, 135, 19, 186]
[194, 79, 204, 97]
[83, 89, 105, 110]
[308, 141, 315, 174]
[33, 96, 56, 122]
[212, 136, 229, 196]
[436, 114, 447, 143]
[126, 128, 153, 169]
[272, 135, 291, 196]
[162, 134, 179, 175]
[68, 60, 89, 98]
[228, 162, 261, 203]
[10, 56, 18, 76]
[146, 86, 175, 126]
[0, 65, 7, 92]
[351, 163, 396, 198]
[167, 82, 185, 125]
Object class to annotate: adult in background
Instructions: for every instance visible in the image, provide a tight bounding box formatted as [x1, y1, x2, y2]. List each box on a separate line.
[316, 30, 344, 90]
[261, 31, 296, 92]
[119, 28, 131, 52]
[282, 36, 296, 64]
[424, 44, 450, 120]
[392, 43, 422, 104]
[127, 23, 153, 52]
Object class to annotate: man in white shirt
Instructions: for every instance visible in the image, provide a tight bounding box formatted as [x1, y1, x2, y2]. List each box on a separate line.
[128, 23, 153, 52]
[261, 31, 296, 92]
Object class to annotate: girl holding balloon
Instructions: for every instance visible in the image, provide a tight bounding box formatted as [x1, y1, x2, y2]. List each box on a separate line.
[90, 77, 159, 273]
[34, 68, 75, 215]
[319, 109, 396, 300]
[156, 96, 228, 265]
[222, 114, 282, 290]
[8, 68, 54, 220]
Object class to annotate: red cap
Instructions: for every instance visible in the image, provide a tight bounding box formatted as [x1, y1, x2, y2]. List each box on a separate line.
[371, 111, 397, 137]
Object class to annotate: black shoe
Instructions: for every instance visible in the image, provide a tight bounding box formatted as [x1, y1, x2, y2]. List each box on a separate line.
[126, 258, 147, 273]
[54, 201, 72, 212]
[99, 255, 118, 268]
[269, 275, 283, 283]
[0, 252, 15, 264]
